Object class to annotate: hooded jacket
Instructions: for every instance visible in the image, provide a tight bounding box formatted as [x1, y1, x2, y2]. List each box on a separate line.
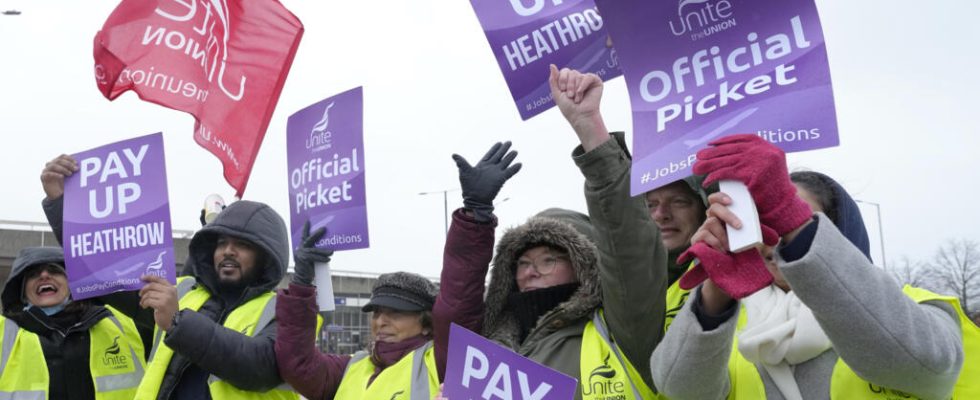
[652, 175, 963, 400]
[153, 200, 290, 399]
[790, 171, 871, 259]
[434, 134, 666, 399]
[1, 247, 115, 400]
[41, 196, 292, 398]
[483, 209, 601, 351]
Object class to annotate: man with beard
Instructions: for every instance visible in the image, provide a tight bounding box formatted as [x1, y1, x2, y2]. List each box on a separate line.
[40, 155, 299, 399]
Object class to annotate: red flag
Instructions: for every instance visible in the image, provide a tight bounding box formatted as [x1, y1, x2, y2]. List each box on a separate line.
[93, 0, 304, 197]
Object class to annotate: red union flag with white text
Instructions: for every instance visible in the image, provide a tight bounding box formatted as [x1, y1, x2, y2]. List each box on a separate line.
[93, 0, 304, 197]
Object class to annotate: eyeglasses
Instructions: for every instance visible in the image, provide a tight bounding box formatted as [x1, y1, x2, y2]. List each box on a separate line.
[516, 253, 569, 276]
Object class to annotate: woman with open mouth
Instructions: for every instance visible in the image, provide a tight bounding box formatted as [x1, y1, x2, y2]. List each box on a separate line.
[0, 247, 146, 399]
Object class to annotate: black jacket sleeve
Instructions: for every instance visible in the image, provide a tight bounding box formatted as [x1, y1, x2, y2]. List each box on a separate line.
[42, 195, 155, 356]
[42, 196, 64, 246]
[163, 309, 283, 391]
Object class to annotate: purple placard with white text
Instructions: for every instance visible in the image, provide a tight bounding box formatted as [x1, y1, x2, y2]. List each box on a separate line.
[63, 132, 175, 299]
[287, 87, 369, 251]
[470, 0, 621, 120]
[594, 0, 839, 195]
[445, 323, 577, 400]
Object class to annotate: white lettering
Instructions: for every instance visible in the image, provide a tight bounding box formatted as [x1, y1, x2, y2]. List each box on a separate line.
[462, 346, 489, 388]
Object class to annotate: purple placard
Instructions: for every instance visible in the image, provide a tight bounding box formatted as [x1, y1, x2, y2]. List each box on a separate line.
[445, 323, 577, 400]
[594, 0, 840, 195]
[287, 87, 369, 251]
[63, 132, 175, 300]
[470, 0, 622, 120]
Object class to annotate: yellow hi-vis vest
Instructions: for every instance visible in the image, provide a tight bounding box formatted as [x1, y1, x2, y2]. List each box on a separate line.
[726, 305, 760, 400]
[0, 306, 146, 400]
[665, 261, 697, 333]
[580, 309, 658, 400]
[829, 285, 980, 399]
[334, 341, 438, 400]
[725, 285, 979, 399]
[134, 277, 298, 400]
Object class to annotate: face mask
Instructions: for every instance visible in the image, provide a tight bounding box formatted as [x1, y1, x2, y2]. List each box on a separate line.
[23, 296, 72, 316]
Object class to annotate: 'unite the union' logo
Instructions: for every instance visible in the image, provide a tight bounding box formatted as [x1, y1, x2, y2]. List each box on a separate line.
[144, 250, 168, 278]
[582, 352, 627, 397]
[105, 336, 121, 355]
[668, 0, 737, 41]
[307, 102, 335, 152]
[102, 336, 130, 370]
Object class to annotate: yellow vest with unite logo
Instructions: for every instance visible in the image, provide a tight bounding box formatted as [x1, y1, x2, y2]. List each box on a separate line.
[134, 276, 299, 400]
[0, 306, 146, 400]
[580, 309, 658, 399]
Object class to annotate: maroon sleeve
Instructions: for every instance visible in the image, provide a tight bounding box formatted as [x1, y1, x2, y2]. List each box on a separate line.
[433, 208, 496, 380]
[275, 284, 351, 400]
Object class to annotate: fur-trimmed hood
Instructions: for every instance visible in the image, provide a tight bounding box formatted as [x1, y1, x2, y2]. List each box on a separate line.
[483, 208, 601, 349]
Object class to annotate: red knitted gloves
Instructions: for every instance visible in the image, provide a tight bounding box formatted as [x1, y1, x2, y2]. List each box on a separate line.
[693, 134, 813, 235]
[678, 225, 779, 299]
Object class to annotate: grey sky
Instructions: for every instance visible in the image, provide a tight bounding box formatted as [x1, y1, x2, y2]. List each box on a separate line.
[1, 0, 977, 278]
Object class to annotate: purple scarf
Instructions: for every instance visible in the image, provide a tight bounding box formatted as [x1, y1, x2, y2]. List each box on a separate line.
[368, 334, 430, 385]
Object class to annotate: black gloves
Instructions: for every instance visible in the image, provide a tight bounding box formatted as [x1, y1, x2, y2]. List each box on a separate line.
[452, 141, 522, 222]
[291, 221, 334, 286]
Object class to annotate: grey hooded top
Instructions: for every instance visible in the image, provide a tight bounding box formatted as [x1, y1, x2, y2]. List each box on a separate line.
[40, 197, 292, 399]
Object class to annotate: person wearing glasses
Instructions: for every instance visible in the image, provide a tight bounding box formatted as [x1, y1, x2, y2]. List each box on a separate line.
[432, 139, 664, 400]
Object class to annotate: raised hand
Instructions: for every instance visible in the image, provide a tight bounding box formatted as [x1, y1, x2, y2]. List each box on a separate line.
[292, 220, 334, 286]
[41, 154, 78, 200]
[693, 134, 813, 236]
[548, 64, 609, 151]
[139, 275, 179, 331]
[676, 193, 780, 299]
[452, 141, 522, 222]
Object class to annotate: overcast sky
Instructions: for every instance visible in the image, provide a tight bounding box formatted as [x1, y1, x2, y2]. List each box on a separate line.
[1, 0, 977, 278]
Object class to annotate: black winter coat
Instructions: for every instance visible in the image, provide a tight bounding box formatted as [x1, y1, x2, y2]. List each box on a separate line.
[43, 197, 290, 399]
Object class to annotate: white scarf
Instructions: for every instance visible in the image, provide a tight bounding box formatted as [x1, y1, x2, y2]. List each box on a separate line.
[737, 285, 832, 400]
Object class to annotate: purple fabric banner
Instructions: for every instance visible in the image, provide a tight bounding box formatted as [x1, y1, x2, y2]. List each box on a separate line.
[594, 0, 840, 195]
[444, 323, 577, 400]
[287, 87, 369, 251]
[63, 132, 175, 300]
[470, 0, 621, 120]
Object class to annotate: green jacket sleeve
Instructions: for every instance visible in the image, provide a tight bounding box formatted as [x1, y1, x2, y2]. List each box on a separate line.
[572, 132, 668, 390]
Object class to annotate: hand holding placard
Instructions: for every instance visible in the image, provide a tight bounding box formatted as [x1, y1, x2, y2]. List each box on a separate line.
[292, 221, 335, 311]
[718, 180, 763, 252]
[695, 134, 813, 236]
[41, 155, 79, 200]
[676, 191, 781, 298]
[286, 88, 369, 311]
[62, 133, 175, 300]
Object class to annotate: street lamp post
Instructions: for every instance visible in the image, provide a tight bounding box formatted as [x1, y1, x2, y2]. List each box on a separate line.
[855, 199, 886, 269]
[419, 189, 458, 238]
